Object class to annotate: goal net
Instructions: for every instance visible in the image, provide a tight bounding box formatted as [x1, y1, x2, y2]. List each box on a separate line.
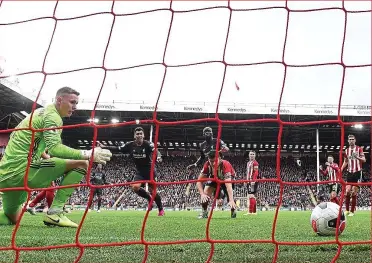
[0, 1, 371, 263]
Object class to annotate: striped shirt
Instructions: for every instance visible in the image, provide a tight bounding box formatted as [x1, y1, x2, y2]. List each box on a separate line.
[320, 163, 339, 182]
[344, 146, 364, 173]
[246, 160, 259, 180]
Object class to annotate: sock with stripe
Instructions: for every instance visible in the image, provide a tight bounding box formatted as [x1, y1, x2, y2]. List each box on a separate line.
[50, 168, 85, 211]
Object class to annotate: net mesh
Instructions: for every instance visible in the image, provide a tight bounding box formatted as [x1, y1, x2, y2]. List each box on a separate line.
[0, 0, 371, 262]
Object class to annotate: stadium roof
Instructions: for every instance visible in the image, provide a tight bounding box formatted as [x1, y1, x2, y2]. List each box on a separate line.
[0, 81, 370, 151]
[60, 109, 371, 151]
[0, 81, 41, 130]
[0, 1, 371, 117]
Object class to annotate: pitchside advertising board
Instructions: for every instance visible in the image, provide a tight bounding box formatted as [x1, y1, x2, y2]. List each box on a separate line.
[57, 100, 371, 117]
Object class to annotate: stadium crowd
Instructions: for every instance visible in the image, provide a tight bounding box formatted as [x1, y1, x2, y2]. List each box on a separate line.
[63, 153, 371, 211]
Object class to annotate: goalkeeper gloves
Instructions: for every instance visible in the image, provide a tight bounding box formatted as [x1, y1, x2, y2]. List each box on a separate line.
[81, 147, 112, 164]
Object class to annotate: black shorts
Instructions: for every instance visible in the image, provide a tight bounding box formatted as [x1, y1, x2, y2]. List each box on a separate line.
[206, 181, 234, 201]
[217, 184, 235, 201]
[93, 188, 103, 197]
[327, 183, 340, 194]
[346, 171, 362, 183]
[247, 182, 259, 194]
[133, 169, 157, 186]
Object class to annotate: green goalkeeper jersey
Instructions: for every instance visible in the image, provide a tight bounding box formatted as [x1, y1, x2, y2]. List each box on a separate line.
[0, 104, 83, 182]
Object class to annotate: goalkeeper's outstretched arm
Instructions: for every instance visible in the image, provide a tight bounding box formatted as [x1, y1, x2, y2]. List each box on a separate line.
[43, 111, 111, 164]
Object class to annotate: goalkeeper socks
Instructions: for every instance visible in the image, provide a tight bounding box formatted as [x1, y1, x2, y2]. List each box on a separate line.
[29, 191, 46, 208]
[351, 195, 357, 213]
[51, 168, 85, 210]
[0, 212, 12, 225]
[136, 188, 151, 201]
[45, 190, 54, 208]
[345, 193, 351, 211]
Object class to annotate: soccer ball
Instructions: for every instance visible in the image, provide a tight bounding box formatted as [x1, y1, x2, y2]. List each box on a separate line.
[310, 202, 346, 236]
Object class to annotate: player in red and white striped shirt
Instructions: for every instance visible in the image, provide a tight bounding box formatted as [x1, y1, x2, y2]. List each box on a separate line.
[319, 155, 340, 205]
[245, 151, 259, 215]
[341, 134, 366, 216]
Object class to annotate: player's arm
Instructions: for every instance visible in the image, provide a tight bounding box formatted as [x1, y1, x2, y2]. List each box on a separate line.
[197, 162, 209, 195]
[223, 162, 236, 209]
[99, 141, 130, 153]
[188, 144, 205, 169]
[355, 148, 366, 163]
[43, 111, 111, 164]
[196, 172, 207, 195]
[43, 111, 86, 160]
[253, 162, 259, 181]
[195, 146, 206, 166]
[219, 139, 229, 153]
[328, 163, 339, 172]
[340, 154, 348, 172]
[319, 165, 327, 176]
[147, 142, 162, 162]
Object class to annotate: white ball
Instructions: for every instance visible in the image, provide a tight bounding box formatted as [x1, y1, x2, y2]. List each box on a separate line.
[310, 202, 346, 236]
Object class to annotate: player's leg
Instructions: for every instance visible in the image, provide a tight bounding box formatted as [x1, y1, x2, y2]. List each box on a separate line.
[29, 158, 88, 227]
[329, 184, 339, 205]
[45, 189, 55, 209]
[148, 183, 164, 216]
[250, 195, 257, 215]
[0, 187, 27, 225]
[251, 183, 258, 214]
[245, 183, 257, 215]
[96, 189, 103, 212]
[350, 185, 359, 216]
[147, 170, 164, 215]
[131, 171, 153, 208]
[344, 172, 354, 215]
[350, 171, 362, 216]
[245, 184, 251, 215]
[89, 190, 97, 211]
[199, 183, 215, 219]
[27, 190, 47, 215]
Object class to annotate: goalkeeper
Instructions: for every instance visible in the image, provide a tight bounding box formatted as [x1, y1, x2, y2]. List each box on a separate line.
[0, 87, 112, 228]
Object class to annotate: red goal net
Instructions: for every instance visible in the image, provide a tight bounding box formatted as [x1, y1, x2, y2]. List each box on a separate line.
[0, 0, 371, 262]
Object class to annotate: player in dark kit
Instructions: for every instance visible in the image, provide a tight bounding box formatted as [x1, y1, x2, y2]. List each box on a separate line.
[185, 127, 229, 196]
[187, 127, 229, 170]
[300, 192, 307, 211]
[101, 127, 164, 216]
[88, 164, 107, 213]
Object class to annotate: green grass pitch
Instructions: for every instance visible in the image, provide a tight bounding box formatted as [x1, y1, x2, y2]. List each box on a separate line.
[0, 210, 370, 263]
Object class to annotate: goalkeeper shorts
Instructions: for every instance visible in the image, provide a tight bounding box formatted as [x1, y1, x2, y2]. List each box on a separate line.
[0, 158, 67, 215]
